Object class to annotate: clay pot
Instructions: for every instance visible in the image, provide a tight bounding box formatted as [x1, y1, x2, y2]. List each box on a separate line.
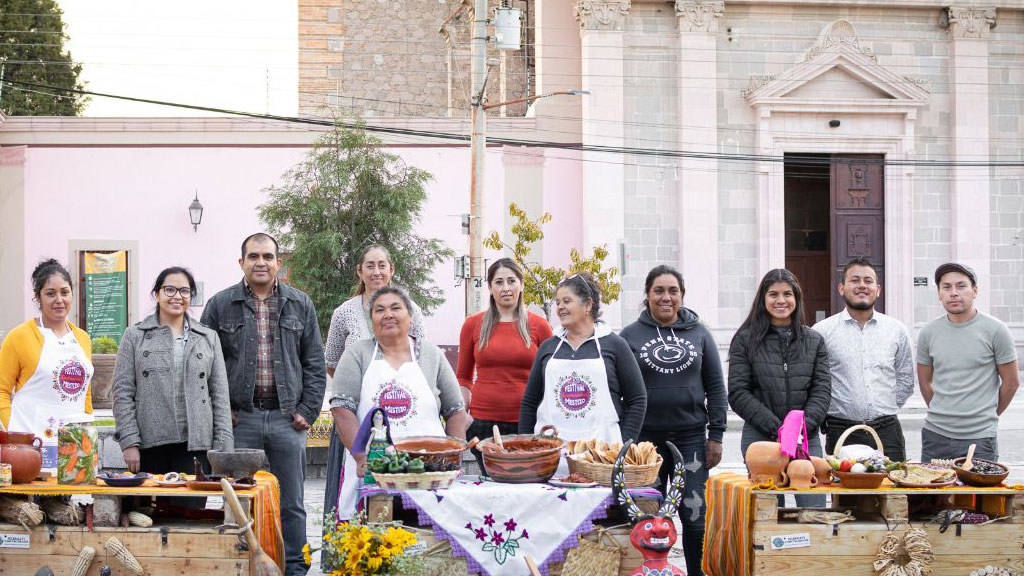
[786, 459, 819, 490]
[810, 456, 833, 486]
[0, 431, 43, 450]
[0, 443, 42, 484]
[745, 441, 790, 486]
[477, 429, 564, 484]
[394, 435, 480, 472]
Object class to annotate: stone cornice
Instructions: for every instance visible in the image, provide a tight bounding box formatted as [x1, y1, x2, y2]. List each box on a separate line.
[573, 0, 631, 32]
[945, 6, 997, 39]
[675, 1, 724, 33]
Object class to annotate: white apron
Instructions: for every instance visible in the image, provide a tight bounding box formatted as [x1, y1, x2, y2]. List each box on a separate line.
[8, 320, 94, 441]
[336, 339, 445, 518]
[535, 336, 621, 476]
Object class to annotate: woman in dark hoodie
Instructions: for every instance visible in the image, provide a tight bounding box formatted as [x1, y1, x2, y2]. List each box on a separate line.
[620, 265, 726, 576]
[728, 268, 830, 507]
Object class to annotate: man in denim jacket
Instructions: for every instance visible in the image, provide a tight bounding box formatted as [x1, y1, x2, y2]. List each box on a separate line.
[202, 232, 326, 576]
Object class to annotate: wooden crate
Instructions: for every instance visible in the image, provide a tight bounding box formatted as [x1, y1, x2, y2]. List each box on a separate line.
[0, 522, 251, 575]
[749, 489, 1024, 575]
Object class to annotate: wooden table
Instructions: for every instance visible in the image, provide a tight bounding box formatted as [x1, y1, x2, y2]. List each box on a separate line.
[704, 472, 1024, 576]
[0, 472, 283, 576]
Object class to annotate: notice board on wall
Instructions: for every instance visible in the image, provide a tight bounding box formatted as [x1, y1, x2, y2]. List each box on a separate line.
[82, 250, 128, 343]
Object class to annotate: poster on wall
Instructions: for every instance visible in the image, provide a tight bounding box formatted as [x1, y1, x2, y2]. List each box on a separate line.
[83, 251, 128, 343]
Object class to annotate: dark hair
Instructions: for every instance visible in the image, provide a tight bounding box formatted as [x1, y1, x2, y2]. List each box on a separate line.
[31, 259, 72, 300]
[739, 268, 805, 350]
[479, 258, 530, 349]
[841, 257, 878, 282]
[151, 267, 197, 321]
[354, 244, 394, 296]
[240, 233, 279, 259]
[642, 264, 685, 312]
[368, 286, 414, 317]
[556, 273, 601, 322]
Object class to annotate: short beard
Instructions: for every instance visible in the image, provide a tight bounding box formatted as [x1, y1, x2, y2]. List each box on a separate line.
[843, 295, 874, 311]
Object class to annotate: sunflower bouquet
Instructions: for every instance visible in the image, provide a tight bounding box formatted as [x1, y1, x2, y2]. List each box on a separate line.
[315, 513, 419, 576]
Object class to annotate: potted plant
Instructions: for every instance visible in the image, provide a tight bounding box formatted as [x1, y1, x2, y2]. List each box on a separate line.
[90, 336, 119, 410]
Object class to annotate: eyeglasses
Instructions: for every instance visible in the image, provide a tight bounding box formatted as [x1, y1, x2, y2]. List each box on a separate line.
[160, 286, 193, 299]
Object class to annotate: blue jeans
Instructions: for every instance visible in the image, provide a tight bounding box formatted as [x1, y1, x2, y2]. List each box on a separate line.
[740, 424, 826, 508]
[235, 408, 309, 576]
[639, 430, 708, 576]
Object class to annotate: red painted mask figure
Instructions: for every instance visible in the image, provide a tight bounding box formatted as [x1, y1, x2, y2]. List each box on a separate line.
[613, 440, 687, 576]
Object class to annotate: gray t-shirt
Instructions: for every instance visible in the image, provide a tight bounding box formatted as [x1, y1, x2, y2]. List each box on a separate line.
[917, 311, 1017, 438]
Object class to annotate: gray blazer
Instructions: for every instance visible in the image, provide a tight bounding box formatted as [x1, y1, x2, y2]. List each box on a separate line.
[113, 314, 234, 452]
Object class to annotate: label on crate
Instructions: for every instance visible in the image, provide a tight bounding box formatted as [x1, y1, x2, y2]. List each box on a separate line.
[770, 533, 810, 550]
[0, 532, 30, 548]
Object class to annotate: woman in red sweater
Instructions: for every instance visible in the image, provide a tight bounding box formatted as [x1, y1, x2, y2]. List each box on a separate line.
[457, 258, 552, 453]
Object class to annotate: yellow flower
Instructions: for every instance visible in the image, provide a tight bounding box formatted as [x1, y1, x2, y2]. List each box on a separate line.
[367, 556, 383, 572]
[302, 543, 312, 565]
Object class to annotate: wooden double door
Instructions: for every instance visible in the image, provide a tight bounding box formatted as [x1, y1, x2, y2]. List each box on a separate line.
[784, 154, 885, 323]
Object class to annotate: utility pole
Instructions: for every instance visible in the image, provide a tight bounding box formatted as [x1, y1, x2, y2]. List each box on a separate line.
[466, 0, 490, 316]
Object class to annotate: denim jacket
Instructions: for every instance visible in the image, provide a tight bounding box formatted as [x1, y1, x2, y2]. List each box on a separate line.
[200, 280, 327, 425]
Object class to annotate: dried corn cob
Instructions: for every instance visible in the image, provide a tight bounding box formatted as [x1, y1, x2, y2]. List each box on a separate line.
[71, 546, 96, 576]
[127, 511, 153, 527]
[104, 536, 144, 575]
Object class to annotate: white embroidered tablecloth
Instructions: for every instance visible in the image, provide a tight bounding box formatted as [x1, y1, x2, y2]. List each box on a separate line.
[361, 475, 659, 576]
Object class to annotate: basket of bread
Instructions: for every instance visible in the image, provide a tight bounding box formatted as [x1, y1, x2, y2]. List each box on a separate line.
[566, 439, 662, 487]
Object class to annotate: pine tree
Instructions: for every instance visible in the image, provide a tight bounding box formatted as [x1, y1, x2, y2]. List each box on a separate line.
[259, 120, 454, 334]
[0, 0, 86, 116]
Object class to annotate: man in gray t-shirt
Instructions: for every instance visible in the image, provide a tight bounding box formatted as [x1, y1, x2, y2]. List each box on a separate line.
[917, 263, 1019, 461]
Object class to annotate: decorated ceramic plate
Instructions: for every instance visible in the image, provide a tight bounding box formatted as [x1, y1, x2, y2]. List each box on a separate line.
[97, 472, 151, 487]
[548, 479, 598, 489]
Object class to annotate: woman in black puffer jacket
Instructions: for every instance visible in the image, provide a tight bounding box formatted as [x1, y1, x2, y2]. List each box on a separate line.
[728, 269, 831, 506]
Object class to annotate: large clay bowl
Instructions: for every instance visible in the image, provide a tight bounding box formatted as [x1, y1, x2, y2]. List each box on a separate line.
[0, 443, 42, 483]
[952, 457, 1009, 487]
[394, 436, 469, 472]
[832, 470, 886, 489]
[478, 434, 564, 484]
[207, 449, 267, 479]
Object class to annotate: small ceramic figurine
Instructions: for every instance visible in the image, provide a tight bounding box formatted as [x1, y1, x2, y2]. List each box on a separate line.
[352, 407, 393, 483]
[745, 441, 790, 486]
[612, 440, 687, 576]
[786, 459, 818, 490]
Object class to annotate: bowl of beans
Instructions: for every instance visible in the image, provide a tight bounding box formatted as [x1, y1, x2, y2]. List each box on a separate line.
[952, 457, 1009, 487]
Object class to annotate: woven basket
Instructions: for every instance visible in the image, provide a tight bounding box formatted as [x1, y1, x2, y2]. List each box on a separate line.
[560, 529, 623, 576]
[568, 454, 662, 488]
[372, 469, 461, 490]
[306, 410, 334, 448]
[830, 424, 886, 488]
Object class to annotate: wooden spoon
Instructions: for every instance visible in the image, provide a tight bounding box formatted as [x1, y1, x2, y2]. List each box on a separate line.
[492, 425, 506, 453]
[525, 555, 542, 576]
[221, 478, 282, 576]
[962, 443, 976, 471]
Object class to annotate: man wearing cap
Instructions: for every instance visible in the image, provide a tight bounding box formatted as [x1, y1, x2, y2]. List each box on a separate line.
[813, 257, 914, 461]
[917, 263, 1019, 462]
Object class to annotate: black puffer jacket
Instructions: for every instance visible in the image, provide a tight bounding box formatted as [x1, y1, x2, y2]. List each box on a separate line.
[727, 325, 831, 438]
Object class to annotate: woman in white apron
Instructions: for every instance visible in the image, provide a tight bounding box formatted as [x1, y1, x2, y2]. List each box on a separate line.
[328, 287, 470, 521]
[0, 259, 93, 440]
[519, 273, 647, 475]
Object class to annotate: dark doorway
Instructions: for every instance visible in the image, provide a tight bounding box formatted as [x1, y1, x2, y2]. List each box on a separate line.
[784, 154, 832, 324]
[784, 153, 886, 323]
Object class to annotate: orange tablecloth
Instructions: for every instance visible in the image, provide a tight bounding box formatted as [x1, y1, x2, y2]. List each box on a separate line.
[0, 470, 284, 569]
[702, 472, 1024, 576]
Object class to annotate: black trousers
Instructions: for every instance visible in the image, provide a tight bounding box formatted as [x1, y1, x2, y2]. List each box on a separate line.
[824, 415, 906, 462]
[139, 442, 211, 476]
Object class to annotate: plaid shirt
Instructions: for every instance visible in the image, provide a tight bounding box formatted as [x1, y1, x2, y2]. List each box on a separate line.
[246, 281, 280, 400]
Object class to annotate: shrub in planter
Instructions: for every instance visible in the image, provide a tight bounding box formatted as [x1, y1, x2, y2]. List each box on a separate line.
[90, 337, 119, 410]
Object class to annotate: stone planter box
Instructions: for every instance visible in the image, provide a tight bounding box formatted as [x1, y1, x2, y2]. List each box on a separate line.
[91, 353, 117, 409]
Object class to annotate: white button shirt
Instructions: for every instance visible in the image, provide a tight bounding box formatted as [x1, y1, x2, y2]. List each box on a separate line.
[812, 308, 914, 421]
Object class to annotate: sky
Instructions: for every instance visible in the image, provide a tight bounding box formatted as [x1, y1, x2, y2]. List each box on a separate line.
[57, 0, 298, 117]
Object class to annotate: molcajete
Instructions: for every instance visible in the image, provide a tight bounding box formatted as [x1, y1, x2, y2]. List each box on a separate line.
[745, 441, 790, 486]
[0, 443, 42, 483]
[477, 429, 564, 483]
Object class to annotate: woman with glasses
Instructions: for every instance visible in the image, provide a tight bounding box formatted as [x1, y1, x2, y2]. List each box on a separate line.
[519, 273, 646, 448]
[113, 267, 233, 475]
[728, 269, 830, 507]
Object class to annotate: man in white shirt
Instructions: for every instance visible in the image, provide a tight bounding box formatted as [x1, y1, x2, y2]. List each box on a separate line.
[813, 258, 914, 460]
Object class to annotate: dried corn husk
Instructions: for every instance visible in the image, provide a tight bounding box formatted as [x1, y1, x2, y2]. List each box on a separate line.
[40, 496, 84, 525]
[0, 495, 44, 526]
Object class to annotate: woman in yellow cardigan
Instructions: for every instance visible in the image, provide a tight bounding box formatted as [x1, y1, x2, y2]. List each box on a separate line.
[0, 259, 93, 438]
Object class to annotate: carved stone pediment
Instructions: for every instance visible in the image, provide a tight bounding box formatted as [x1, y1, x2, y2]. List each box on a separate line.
[675, 0, 724, 34]
[744, 19, 930, 109]
[945, 7, 997, 39]
[574, 0, 631, 32]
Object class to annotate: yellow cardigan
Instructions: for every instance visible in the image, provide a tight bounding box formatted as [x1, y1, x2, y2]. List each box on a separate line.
[0, 319, 94, 429]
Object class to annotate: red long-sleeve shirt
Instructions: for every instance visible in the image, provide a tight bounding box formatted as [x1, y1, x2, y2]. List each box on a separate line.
[456, 312, 553, 422]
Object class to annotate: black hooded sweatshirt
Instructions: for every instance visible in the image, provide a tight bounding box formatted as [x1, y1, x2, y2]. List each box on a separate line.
[619, 308, 728, 442]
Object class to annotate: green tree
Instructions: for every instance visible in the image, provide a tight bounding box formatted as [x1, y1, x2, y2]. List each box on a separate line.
[259, 120, 454, 335]
[484, 203, 621, 317]
[0, 0, 87, 115]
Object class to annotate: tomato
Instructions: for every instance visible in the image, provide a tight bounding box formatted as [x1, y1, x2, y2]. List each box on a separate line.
[840, 460, 854, 472]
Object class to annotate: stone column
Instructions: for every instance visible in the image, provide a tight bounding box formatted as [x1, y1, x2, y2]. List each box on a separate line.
[0, 146, 28, 336]
[676, 0, 723, 325]
[575, 0, 630, 327]
[947, 6, 996, 305]
[502, 146, 546, 264]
